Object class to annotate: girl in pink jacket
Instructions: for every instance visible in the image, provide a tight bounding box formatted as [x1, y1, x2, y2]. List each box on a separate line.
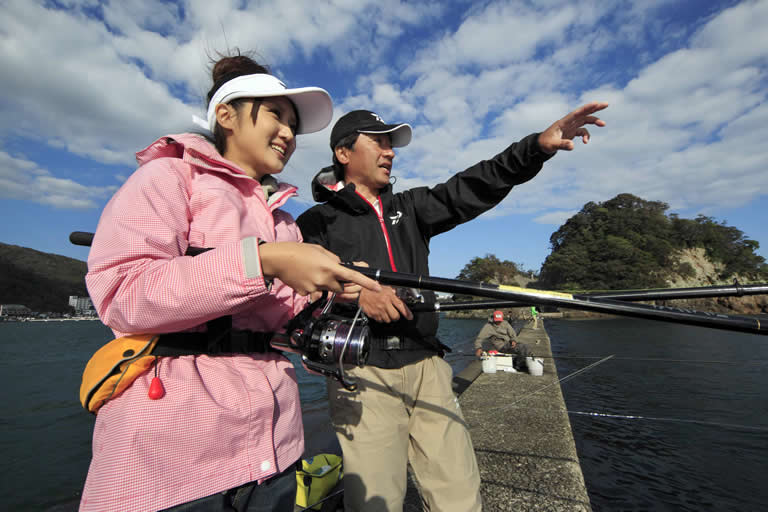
[80, 53, 379, 512]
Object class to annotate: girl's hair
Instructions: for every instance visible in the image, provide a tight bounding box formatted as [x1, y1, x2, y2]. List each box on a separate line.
[206, 51, 271, 154]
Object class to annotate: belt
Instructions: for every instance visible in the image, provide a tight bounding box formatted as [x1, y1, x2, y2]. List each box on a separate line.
[379, 335, 406, 351]
[375, 335, 451, 354]
[153, 330, 275, 356]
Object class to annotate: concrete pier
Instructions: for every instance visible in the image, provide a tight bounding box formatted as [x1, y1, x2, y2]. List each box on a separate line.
[450, 320, 591, 511]
[300, 319, 591, 511]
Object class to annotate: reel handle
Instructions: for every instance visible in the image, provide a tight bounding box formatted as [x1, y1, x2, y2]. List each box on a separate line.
[302, 357, 358, 391]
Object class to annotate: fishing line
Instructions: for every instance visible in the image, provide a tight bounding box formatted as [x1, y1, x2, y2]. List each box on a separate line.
[465, 355, 768, 433]
[448, 353, 768, 365]
[500, 355, 615, 410]
[298, 488, 344, 512]
[543, 354, 768, 365]
[462, 352, 768, 432]
[476, 403, 768, 433]
[566, 410, 768, 433]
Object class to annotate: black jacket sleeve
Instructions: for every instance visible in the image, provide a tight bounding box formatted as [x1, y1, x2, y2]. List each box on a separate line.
[297, 208, 327, 247]
[407, 132, 552, 238]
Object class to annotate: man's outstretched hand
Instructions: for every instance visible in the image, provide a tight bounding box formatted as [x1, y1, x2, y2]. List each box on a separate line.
[538, 101, 609, 154]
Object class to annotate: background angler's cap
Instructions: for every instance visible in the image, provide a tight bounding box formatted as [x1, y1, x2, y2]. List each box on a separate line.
[493, 310, 504, 322]
[330, 110, 412, 149]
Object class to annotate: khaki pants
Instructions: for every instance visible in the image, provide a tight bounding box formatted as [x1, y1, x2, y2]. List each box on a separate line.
[328, 356, 482, 512]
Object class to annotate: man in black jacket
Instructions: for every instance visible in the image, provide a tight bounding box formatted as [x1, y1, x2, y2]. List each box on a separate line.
[297, 103, 607, 512]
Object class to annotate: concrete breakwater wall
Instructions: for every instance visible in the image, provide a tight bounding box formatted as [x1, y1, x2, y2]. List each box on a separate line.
[447, 321, 591, 511]
[300, 320, 591, 511]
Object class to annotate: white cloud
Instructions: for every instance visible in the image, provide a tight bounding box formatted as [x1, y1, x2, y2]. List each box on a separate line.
[405, 1, 585, 73]
[1, 0, 766, 230]
[0, 1, 197, 166]
[534, 210, 578, 226]
[377, 0, 768, 224]
[0, 150, 115, 208]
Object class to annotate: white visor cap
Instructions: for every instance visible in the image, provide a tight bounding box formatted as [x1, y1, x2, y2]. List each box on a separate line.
[194, 74, 333, 135]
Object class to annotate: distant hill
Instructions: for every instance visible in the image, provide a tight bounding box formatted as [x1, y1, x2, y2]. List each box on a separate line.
[450, 194, 768, 317]
[538, 193, 768, 290]
[0, 243, 88, 313]
[534, 193, 768, 315]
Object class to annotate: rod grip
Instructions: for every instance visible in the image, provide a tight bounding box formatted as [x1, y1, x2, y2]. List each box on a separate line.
[69, 231, 94, 247]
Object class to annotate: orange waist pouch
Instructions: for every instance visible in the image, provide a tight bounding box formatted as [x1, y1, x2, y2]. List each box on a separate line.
[80, 334, 159, 413]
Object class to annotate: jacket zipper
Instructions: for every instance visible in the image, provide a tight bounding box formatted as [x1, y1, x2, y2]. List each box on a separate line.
[355, 191, 398, 271]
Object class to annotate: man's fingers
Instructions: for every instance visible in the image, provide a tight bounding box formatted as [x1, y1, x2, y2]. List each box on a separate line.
[579, 115, 605, 126]
[563, 102, 609, 125]
[577, 101, 609, 116]
[392, 296, 413, 320]
[386, 303, 402, 322]
[576, 127, 590, 143]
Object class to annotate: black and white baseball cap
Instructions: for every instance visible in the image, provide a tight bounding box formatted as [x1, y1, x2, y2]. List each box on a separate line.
[329, 110, 412, 149]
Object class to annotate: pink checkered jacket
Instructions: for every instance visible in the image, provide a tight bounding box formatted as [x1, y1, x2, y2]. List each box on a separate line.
[80, 133, 309, 511]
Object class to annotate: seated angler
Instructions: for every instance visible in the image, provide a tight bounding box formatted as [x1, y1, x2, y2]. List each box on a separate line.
[474, 310, 532, 370]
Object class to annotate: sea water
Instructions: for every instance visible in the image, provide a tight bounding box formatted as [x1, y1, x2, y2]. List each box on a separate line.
[547, 316, 768, 511]
[2, 316, 767, 510]
[0, 316, 484, 511]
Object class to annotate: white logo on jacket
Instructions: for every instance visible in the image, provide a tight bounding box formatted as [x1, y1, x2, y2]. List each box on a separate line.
[390, 211, 403, 225]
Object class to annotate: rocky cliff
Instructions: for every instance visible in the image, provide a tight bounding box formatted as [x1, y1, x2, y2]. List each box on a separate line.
[658, 247, 768, 314]
[446, 248, 768, 320]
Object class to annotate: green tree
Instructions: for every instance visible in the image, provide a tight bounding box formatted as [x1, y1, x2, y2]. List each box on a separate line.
[539, 193, 767, 290]
[540, 194, 674, 290]
[457, 254, 520, 284]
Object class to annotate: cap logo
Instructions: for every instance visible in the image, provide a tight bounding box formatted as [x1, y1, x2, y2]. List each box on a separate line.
[370, 112, 385, 123]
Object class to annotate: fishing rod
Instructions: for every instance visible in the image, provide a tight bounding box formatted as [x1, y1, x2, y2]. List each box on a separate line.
[69, 232, 767, 334]
[343, 264, 768, 336]
[72, 231, 768, 304]
[410, 281, 768, 313]
[70, 231, 95, 247]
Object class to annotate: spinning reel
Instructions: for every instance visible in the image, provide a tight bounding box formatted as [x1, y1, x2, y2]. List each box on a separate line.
[273, 293, 372, 391]
[272, 287, 426, 390]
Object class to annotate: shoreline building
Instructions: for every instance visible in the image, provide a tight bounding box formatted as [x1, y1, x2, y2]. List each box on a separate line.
[68, 295, 96, 316]
[0, 304, 33, 318]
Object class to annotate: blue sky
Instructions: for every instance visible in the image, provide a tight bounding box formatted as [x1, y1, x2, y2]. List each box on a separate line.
[1, 0, 766, 279]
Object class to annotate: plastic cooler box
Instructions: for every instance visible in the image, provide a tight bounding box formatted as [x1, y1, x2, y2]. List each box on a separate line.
[482, 355, 515, 373]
